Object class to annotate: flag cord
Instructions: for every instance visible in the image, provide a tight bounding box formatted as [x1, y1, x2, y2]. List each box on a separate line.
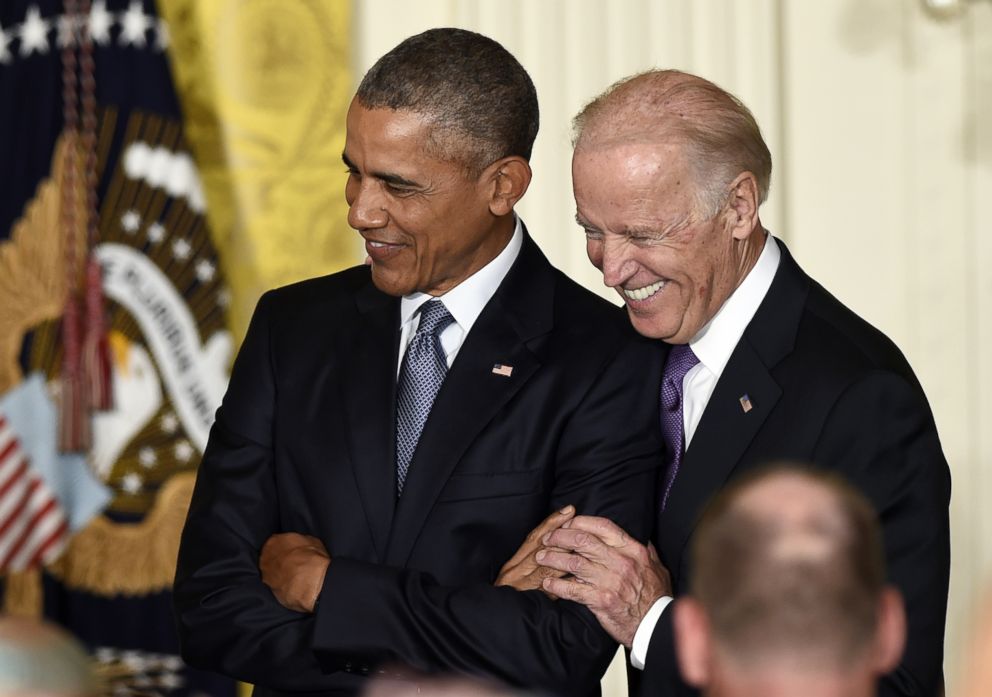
[58, 0, 113, 453]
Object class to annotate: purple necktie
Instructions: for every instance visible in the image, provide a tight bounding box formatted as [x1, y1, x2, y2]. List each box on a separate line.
[660, 344, 699, 511]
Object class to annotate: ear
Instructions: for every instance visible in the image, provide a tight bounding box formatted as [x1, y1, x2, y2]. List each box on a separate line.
[484, 156, 532, 217]
[871, 587, 907, 674]
[673, 598, 714, 688]
[723, 171, 761, 241]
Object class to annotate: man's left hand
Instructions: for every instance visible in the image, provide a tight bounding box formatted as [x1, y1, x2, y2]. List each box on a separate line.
[537, 516, 671, 648]
[259, 532, 330, 613]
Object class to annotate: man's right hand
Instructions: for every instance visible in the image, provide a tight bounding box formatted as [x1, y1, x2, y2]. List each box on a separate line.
[260, 532, 330, 613]
[495, 505, 575, 592]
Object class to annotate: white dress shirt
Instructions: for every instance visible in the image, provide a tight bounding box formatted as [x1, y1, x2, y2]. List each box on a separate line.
[630, 232, 781, 669]
[397, 217, 523, 374]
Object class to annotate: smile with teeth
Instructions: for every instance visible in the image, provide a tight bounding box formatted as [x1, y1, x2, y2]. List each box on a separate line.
[623, 280, 665, 301]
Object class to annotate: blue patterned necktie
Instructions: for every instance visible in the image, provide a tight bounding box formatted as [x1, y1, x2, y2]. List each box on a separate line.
[395, 300, 455, 495]
[660, 344, 700, 511]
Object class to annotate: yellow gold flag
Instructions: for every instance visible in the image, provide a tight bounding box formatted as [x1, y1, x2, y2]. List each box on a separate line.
[158, 0, 357, 341]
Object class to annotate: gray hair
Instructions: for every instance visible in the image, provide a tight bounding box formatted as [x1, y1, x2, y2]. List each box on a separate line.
[356, 28, 539, 175]
[573, 69, 771, 219]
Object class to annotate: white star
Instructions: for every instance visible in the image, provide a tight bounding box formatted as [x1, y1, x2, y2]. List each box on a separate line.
[157, 673, 184, 690]
[121, 651, 147, 671]
[1, 22, 16, 64]
[19, 5, 52, 57]
[88, 0, 113, 46]
[118, 1, 150, 48]
[174, 440, 194, 463]
[161, 655, 183, 672]
[95, 647, 116, 663]
[195, 259, 216, 283]
[160, 412, 178, 434]
[217, 288, 231, 308]
[147, 221, 166, 243]
[172, 238, 191, 261]
[121, 209, 141, 233]
[121, 472, 143, 494]
[154, 17, 169, 51]
[138, 446, 157, 468]
[57, 13, 80, 48]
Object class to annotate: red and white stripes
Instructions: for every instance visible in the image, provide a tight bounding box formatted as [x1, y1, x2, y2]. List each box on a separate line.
[0, 415, 69, 572]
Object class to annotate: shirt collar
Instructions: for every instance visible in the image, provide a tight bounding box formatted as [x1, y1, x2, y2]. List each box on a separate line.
[689, 232, 781, 379]
[399, 215, 524, 332]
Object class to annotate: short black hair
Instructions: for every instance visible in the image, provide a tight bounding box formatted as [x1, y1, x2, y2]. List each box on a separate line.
[356, 28, 539, 174]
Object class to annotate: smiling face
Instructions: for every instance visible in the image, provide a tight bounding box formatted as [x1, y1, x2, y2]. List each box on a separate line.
[573, 140, 750, 344]
[343, 100, 513, 297]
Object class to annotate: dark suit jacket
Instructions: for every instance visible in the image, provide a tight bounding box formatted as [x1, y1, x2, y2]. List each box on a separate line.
[638, 239, 950, 697]
[173, 233, 665, 697]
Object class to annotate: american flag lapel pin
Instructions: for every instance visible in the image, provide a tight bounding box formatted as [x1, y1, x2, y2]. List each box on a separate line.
[739, 394, 753, 413]
[492, 363, 513, 377]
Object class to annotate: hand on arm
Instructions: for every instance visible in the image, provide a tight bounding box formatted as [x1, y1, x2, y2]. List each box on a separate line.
[494, 505, 575, 593]
[260, 532, 330, 613]
[537, 515, 672, 648]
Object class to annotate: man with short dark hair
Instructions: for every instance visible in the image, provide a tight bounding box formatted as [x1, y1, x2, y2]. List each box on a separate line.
[499, 69, 950, 697]
[673, 466, 906, 697]
[173, 29, 662, 697]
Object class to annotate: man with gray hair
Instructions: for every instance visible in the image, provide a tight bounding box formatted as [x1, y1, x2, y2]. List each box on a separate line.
[673, 466, 906, 697]
[174, 28, 661, 697]
[498, 69, 950, 697]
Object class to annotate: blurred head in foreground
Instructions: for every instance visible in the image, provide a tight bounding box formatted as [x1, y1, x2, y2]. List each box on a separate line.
[0, 616, 97, 697]
[673, 466, 906, 697]
[361, 672, 535, 697]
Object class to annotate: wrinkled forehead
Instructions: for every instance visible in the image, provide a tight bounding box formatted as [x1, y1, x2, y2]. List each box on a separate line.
[573, 134, 692, 182]
[572, 138, 698, 221]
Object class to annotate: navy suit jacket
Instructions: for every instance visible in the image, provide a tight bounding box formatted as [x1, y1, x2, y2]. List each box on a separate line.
[173, 232, 665, 697]
[638, 239, 950, 697]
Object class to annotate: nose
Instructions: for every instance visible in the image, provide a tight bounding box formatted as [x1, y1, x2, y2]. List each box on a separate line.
[599, 235, 637, 289]
[346, 178, 388, 231]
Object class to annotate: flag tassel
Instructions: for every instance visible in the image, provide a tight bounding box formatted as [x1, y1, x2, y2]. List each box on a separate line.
[58, 294, 90, 452]
[82, 255, 113, 410]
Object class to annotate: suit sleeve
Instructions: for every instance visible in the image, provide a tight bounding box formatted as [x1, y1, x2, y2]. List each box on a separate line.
[813, 371, 950, 697]
[637, 370, 950, 697]
[174, 296, 662, 695]
[634, 606, 691, 697]
[173, 293, 338, 691]
[311, 337, 663, 696]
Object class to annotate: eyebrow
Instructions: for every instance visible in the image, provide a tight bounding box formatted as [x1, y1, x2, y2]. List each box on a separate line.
[341, 152, 422, 188]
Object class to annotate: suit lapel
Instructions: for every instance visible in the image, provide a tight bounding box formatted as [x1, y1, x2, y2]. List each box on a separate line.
[656, 238, 809, 583]
[656, 341, 781, 579]
[384, 232, 554, 566]
[339, 277, 401, 560]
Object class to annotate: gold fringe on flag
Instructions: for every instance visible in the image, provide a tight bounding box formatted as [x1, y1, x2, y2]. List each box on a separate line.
[0, 135, 87, 396]
[1, 569, 43, 618]
[46, 472, 196, 596]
